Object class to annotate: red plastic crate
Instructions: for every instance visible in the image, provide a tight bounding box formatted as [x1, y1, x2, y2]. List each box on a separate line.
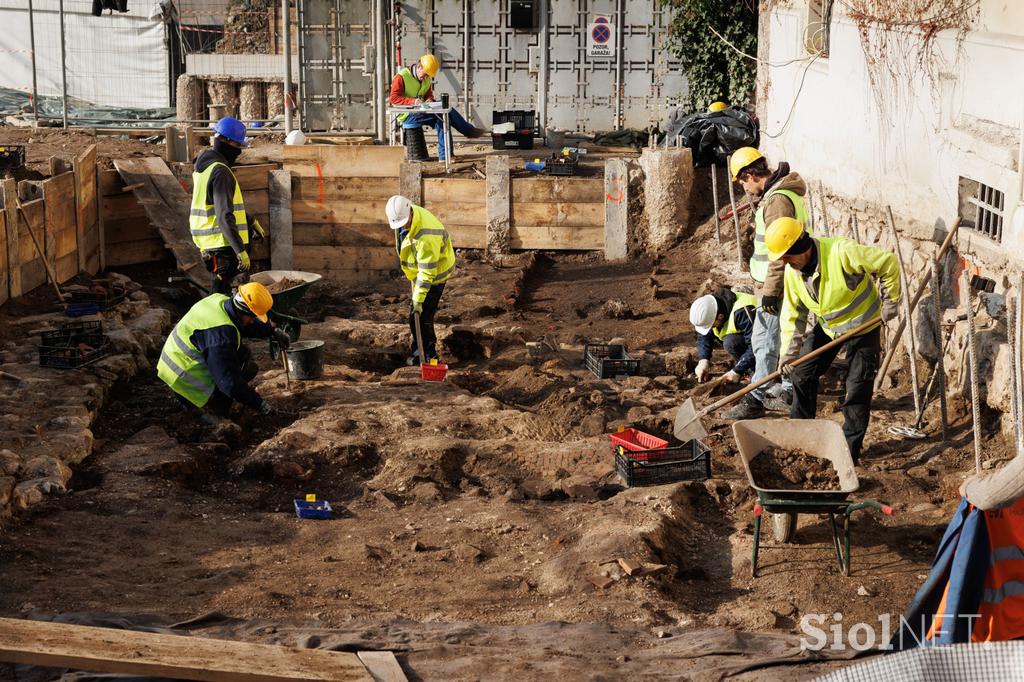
[609, 428, 669, 457]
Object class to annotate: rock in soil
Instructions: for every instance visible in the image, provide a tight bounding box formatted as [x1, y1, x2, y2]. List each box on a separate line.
[749, 447, 841, 491]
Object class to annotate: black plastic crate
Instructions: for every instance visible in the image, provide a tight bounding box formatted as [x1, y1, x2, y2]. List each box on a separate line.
[41, 320, 105, 346]
[584, 343, 639, 379]
[492, 110, 537, 149]
[65, 284, 127, 317]
[39, 321, 111, 369]
[615, 439, 712, 487]
[548, 152, 578, 176]
[0, 145, 25, 170]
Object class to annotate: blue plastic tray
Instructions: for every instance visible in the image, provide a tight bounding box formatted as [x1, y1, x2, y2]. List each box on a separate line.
[293, 499, 333, 520]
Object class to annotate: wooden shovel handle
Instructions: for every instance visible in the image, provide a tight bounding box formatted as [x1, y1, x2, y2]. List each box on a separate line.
[701, 317, 886, 416]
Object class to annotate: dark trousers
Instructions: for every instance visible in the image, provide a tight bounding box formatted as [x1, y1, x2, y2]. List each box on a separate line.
[203, 248, 242, 296]
[409, 283, 446, 361]
[722, 333, 751, 368]
[789, 324, 881, 463]
[174, 344, 257, 418]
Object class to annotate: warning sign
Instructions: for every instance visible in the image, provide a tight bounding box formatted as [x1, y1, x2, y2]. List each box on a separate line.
[587, 15, 615, 59]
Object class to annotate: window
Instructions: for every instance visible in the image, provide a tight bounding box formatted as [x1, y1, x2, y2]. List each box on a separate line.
[805, 0, 833, 58]
[959, 177, 1005, 243]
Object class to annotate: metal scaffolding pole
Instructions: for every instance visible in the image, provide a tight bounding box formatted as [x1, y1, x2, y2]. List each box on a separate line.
[28, 0, 39, 123]
[283, 0, 293, 134]
[59, 0, 68, 128]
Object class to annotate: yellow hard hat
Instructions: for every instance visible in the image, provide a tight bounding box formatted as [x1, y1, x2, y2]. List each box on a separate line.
[234, 282, 273, 323]
[765, 217, 806, 261]
[420, 54, 440, 78]
[708, 101, 727, 112]
[729, 146, 763, 181]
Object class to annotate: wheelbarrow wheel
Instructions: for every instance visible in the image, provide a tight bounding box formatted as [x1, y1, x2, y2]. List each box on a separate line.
[772, 512, 797, 543]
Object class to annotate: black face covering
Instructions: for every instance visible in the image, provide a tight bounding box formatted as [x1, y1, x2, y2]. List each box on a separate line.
[213, 137, 242, 166]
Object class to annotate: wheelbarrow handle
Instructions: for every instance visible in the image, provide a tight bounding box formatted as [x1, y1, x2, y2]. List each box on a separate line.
[845, 500, 894, 516]
[701, 317, 887, 416]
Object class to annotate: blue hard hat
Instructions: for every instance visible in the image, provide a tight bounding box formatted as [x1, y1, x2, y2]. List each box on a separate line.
[213, 117, 248, 146]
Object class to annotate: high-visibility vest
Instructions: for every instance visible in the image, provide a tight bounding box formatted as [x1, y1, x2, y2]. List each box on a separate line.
[713, 291, 756, 340]
[751, 187, 809, 283]
[156, 294, 240, 407]
[397, 205, 456, 304]
[780, 236, 899, 356]
[190, 161, 249, 252]
[395, 67, 432, 124]
[973, 497, 1024, 642]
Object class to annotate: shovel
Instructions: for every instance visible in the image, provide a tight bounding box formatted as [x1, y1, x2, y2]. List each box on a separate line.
[674, 317, 886, 441]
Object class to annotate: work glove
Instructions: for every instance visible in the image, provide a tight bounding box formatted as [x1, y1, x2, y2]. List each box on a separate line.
[723, 369, 741, 384]
[882, 299, 899, 323]
[760, 295, 780, 316]
[412, 300, 424, 315]
[694, 358, 710, 383]
[272, 328, 291, 350]
[237, 250, 251, 272]
[258, 400, 275, 416]
[251, 219, 267, 242]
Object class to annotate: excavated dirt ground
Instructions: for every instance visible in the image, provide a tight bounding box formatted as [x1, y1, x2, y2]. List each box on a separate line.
[0, 214, 1015, 680]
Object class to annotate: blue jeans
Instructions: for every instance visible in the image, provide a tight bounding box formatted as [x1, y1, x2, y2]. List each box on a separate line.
[750, 307, 791, 402]
[402, 108, 475, 160]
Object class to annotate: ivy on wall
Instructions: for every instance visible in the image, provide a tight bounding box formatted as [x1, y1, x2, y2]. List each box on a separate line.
[661, 0, 759, 110]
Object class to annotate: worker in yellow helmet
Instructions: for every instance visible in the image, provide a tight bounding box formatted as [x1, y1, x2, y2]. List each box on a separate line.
[157, 282, 291, 421]
[720, 146, 810, 420]
[390, 53, 486, 162]
[767, 217, 901, 463]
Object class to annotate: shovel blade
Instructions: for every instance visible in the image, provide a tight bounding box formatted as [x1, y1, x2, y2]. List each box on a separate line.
[674, 397, 708, 442]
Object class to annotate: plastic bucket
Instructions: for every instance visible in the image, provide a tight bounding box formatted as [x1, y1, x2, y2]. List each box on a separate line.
[420, 362, 448, 382]
[285, 340, 324, 380]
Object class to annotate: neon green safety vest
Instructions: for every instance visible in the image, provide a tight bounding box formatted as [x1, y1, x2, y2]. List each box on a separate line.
[780, 236, 900, 357]
[713, 291, 757, 340]
[397, 205, 456, 304]
[751, 188, 809, 283]
[395, 66, 432, 124]
[190, 162, 249, 252]
[156, 294, 240, 407]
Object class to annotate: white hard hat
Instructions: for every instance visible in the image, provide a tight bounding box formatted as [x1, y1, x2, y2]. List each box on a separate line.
[285, 130, 306, 146]
[385, 195, 413, 230]
[689, 295, 719, 336]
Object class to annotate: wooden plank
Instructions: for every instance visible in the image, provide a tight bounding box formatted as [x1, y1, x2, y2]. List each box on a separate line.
[43, 171, 76, 281]
[105, 239, 168, 267]
[114, 157, 206, 288]
[293, 177, 400, 202]
[423, 203, 486, 228]
[292, 199, 392, 225]
[357, 652, 408, 682]
[0, 617, 371, 682]
[421, 178, 485, 205]
[283, 145, 404, 178]
[244, 189, 269, 216]
[269, 170, 293, 270]
[510, 201, 603, 228]
[103, 216, 160, 245]
[18, 199, 45, 267]
[511, 177, 605, 204]
[102, 193, 149, 219]
[2, 179, 19, 298]
[56, 223, 77, 258]
[0, 212, 7, 305]
[292, 245, 398, 273]
[56, 252, 77, 282]
[293, 223, 395, 247]
[99, 169, 123, 196]
[510, 225, 604, 251]
[445, 224, 487, 250]
[232, 163, 278, 190]
[73, 144, 98, 274]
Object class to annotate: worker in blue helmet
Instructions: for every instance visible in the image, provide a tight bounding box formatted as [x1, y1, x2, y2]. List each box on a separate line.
[189, 117, 268, 295]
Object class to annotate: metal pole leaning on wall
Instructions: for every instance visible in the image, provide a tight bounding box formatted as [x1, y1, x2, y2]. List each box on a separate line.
[463, 0, 471, 119]
[283, 0, 293, 134]
[1009, 295, 1020, 454]
[1017, 273, 1024, 456]
[59, 0, 68, 128]
[727, 155, 742, 270]
[888, 206, 921, 417]
[28, 0, 39, 122]
[537, 0, 549, 132]
[964, 271, 982, 474]
[711, 165, 721, 243]
[932, 261, 948, 441]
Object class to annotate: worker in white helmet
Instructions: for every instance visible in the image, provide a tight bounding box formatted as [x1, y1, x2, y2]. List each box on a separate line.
[689, 287, 757, 386]
[385, 195, 456, 364]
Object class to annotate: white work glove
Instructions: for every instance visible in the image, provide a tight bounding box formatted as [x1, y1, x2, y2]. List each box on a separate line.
[695, 359, 710, 383]
[723, 370, 741, 383]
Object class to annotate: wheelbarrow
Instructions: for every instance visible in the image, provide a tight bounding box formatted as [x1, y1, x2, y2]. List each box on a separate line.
[248, 270, 322, 342]
[733, 419, 893, 577]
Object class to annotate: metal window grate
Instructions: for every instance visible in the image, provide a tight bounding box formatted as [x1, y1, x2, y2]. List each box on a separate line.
[967, 182, 1005, 243]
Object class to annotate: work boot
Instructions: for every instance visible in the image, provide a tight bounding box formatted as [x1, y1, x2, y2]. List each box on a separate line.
[404, 127, 430, 161]
[722, 395, 766, 420]
[466, 126, 487, 139]
[761, 389, 792, 413]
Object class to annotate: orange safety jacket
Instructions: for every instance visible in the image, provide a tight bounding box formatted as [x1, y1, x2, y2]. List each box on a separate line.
[973, 496, 1024, 642]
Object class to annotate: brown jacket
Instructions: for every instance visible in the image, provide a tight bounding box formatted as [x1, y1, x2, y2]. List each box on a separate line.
[758, 169, 808, 298]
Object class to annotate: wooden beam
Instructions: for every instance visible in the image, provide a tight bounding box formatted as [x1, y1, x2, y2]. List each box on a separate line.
[2, 178, 20, 298]
[233, 163, 279, 191]
[293, 177, 400, 202]
[357, 652, 408, 682]
[73, 144, 99, 275]
[510, 225, 604, 251]
[0, 617, 371, 682]
[292, 199, 397, 225]
[292, 245, 398, 272]
[283, 145, 404, 178]
[422, 178, 485, 205]
[268, 169, 294, 270]
[511, 177, 604, 204]
[511, 202, 603, 229]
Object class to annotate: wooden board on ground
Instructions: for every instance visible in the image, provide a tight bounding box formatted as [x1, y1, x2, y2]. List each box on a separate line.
[357, 651, 408, 682]
[283, 145, 404, 178]
[0, 617, 372, 682]
[114, 157, 203, 287]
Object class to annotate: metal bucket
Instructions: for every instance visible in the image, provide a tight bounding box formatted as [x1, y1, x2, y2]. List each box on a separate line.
[285, 340, 324, 380]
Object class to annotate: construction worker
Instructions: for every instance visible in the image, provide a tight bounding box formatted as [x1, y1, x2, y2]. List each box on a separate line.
[722, 147, 809, 420]
[689, 287, 757, 384]
[190, 117, 267, 295]
[390, 54, 485, 162]
[157, 282, 290, 420]
[385, 195, 456, 363]
[767, 217, 900, 463]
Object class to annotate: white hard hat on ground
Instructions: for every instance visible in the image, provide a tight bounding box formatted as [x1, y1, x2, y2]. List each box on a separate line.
[285, 130, 306, 146]
[689, 294, 719, 336]
[386, 195, 413, 230]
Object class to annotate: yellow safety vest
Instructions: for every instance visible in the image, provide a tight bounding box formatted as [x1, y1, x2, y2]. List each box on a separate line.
[156, 294, 240, 407]
[780, 236, 900, 358]
[190, 162, 249, 252]
[396, 67, 432, 124]
[751, 188, 809, 283]
[397, 205, 456, 304]
[714, 291, 757, 340]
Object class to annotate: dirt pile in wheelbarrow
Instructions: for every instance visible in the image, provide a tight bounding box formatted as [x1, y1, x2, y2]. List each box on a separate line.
[264, 277, 308, 294]
[750, 448, 841, 491]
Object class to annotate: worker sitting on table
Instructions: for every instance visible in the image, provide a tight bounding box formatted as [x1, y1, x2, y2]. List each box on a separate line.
[390, 53, 485, 162]
[689, 287, 757, 386]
